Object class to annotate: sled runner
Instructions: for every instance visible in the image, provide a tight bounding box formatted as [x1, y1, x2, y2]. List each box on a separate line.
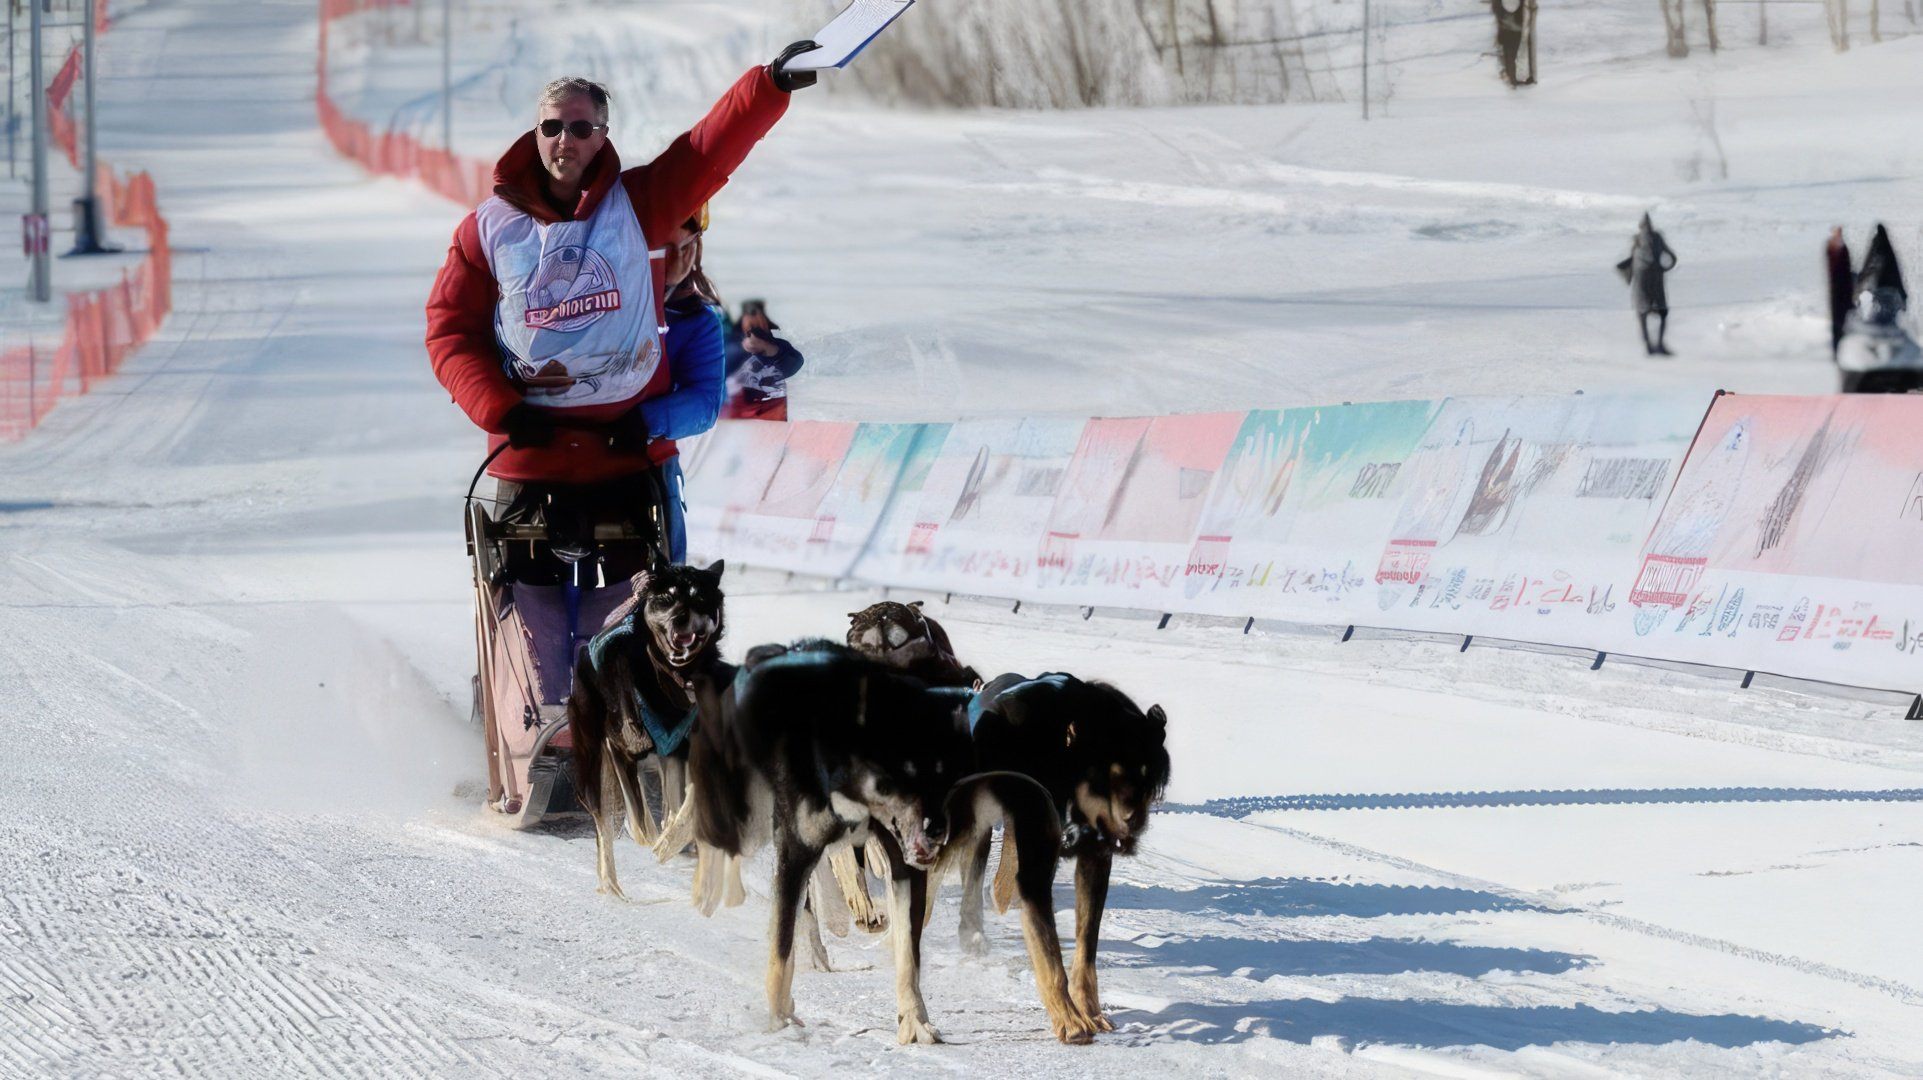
[464, 456, 673, 828]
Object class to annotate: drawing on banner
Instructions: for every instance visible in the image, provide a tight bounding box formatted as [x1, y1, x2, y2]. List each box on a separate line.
[1376, 413, 1482, 598]
[1627, 395, 1923, 690]
[894, 418, 1085, 585]
[860, 423, 951, 563]
[1630, 417, 1750, 625]
[680, 419, 793, 542]
[1038, 414, 1240, 593]
[808, 423, 931, 568]
[756, 422, 859, 520]
[1368, 395, 1702, 634]
[1186, 401, 1441, 605]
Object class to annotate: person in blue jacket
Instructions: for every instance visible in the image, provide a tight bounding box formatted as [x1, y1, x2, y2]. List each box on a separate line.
[640, 207, 728, 562]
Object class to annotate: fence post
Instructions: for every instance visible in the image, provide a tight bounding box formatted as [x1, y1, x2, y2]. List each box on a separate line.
[28, 0, 50, 300]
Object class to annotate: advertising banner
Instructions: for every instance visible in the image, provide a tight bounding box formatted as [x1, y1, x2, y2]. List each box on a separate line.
[1368, 394, 1705, 648]
[861, 417, 1088, 591]
[1626, 394, 1923, 691]
[683, 392, 1923, 697]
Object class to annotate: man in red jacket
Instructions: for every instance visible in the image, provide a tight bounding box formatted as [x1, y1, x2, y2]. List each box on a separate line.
[426, 42, 817, 567]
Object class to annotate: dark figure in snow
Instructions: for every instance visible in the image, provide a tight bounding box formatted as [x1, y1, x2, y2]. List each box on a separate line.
[723, 299, 806, 421]
[1489, 0, 1537, 87]
[1836, 223, 1921, 392]
[1855, 223, 1908, 308]
[426, 46, 818, 576]
[1826, 227, 1854, 358]
[1618, 214, 1678, 356]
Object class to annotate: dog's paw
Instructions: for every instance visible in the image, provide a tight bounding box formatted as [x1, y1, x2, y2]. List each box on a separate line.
[595, 882, 629, 902]
[767, 1008, 805, 1033]
[896, 1012, 942, 1045]
[959, 928, 989, 958]
[1051, 1013, 1098, 1045]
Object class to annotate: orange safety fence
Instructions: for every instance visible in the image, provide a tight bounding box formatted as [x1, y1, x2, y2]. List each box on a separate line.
[48, 48, 81, 168]
[2, 34, 173, 443]
[317, 0, 493, 206]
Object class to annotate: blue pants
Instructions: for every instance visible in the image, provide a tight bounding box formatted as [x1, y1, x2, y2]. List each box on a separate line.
[663, 456, 687, 564]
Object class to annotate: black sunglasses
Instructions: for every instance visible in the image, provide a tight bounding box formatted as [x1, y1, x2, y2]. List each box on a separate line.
[538, 119, 607, 139]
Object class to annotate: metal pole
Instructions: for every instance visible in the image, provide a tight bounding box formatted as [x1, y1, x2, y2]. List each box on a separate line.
[9, 0, 17, 179]
[29, 0, 50, 301]
[1360, 0, 1370, 120]
[70, 0, 107, 253]
[441, 0, 452, 151]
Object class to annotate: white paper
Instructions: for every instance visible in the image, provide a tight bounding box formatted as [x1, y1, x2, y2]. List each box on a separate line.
[784, 0, 916, 71]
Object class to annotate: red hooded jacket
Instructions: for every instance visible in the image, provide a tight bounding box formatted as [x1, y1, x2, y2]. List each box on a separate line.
[426, 66, 789, 484]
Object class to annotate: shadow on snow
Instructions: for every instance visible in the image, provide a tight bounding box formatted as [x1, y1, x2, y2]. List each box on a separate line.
[1088, 877, 1547, 919]
[1104, 933, 1590, 980]
[1113, 997, 1840, 1049]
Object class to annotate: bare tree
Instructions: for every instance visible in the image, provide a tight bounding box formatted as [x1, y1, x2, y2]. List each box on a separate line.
[1660, 0, 1690, 58]
[1825, 0, 1851, 50]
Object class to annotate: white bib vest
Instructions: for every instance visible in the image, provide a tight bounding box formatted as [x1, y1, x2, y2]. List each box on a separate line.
[476, 182, 664, 407]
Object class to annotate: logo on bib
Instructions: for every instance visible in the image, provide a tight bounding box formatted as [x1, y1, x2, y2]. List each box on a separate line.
[523, 245, 621, 332]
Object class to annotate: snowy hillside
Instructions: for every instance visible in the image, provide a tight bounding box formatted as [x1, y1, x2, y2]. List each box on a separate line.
[328, 0, 1923, 421]
[2, 1, 1921, 1077]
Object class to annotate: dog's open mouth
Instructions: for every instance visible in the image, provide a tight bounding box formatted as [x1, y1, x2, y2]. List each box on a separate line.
[888, 811, 942, 869]
[667, 632, 703, 665]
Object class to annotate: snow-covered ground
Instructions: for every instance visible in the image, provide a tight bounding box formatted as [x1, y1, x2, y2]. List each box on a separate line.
[4, 1, 1923, 1076]
[326, 0, 1923, 418]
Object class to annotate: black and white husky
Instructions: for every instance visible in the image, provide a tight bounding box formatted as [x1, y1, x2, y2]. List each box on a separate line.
[568, 560, 727, 899]
[687, 646, 1096, 1044]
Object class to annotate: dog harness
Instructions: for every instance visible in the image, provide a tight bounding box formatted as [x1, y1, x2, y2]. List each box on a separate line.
[585, 612, 698, 757]
[966, 672, 1074, 736]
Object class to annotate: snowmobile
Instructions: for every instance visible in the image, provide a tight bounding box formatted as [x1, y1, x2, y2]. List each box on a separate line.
[464, 451, 673, 828]
[1836, 286, 1922, 393]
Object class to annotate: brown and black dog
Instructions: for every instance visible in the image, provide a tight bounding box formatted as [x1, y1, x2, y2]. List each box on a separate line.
[684, 645, 1090, 1043]
[568, 560, 727, 898]
[845, 601, 1172, 1034]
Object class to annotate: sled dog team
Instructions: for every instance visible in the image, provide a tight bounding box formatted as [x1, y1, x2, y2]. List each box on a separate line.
[566, 560, 1172, 1045]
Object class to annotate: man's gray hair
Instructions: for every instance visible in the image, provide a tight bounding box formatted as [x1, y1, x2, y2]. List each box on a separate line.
[538, 76, 610, 123]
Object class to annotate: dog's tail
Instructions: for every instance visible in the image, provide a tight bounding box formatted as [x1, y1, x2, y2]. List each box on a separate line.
[940, 771, 1062, 915]
[567, 650, 608, 819]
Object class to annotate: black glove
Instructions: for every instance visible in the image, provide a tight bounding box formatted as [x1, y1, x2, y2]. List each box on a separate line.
[502, 403, 556, 449]
[605, 405, 653, 454]
[769, 40, 819, 93]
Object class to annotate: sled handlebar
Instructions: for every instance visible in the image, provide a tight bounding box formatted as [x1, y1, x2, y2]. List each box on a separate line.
[482, 520, 656, 543]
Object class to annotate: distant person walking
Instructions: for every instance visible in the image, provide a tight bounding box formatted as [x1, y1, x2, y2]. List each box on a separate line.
[1825, 227, 1854, 358]
[1618, 214, 1678, 356]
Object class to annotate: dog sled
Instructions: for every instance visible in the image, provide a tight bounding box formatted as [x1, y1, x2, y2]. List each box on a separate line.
[464, 452, 673, 828]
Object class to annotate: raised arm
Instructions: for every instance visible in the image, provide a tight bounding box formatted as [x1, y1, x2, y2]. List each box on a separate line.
[625, 63, 796, 240]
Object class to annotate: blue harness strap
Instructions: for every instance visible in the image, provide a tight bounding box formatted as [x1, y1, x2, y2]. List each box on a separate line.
[967, 672, 1073, 736]
[964, 689, 987, 735]
[584, 613, 698, 757]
